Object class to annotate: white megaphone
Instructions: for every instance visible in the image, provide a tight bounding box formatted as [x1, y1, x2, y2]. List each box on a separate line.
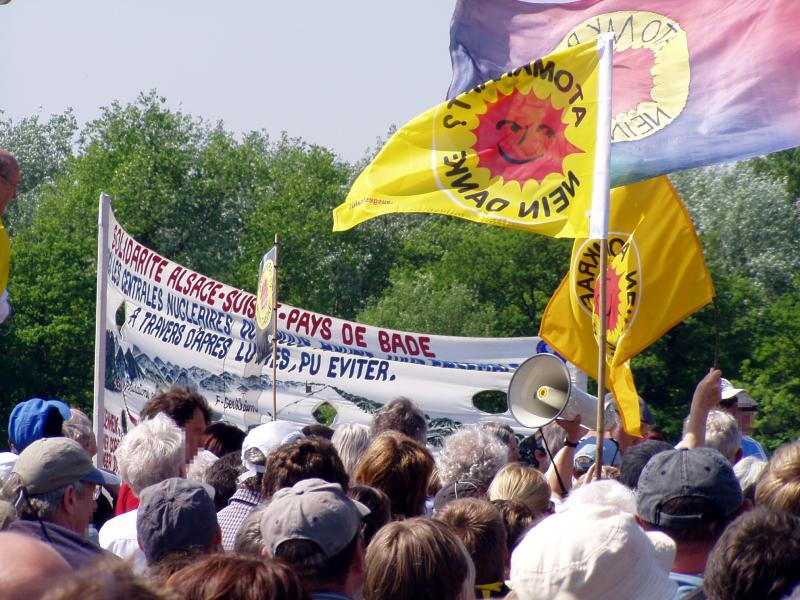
[508, 353, 615, 430]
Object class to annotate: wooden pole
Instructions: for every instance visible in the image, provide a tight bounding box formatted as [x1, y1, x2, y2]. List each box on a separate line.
[591, 34, 614, 478]
[595, 242, 608, 476]
[92, 193, 111, 469]
[271, 233, 280, 421]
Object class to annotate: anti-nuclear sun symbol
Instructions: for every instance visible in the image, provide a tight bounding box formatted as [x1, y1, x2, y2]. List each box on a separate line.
[593, 267, 623, 332]
[472, 88, 582, 185]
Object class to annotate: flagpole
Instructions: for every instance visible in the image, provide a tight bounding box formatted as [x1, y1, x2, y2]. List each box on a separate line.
[92, 193, 111, 469]
[591, 34, 614, 476]
[271, 233, 280, 422]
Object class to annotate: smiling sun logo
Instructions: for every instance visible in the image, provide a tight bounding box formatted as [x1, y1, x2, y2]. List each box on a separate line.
[430, 40, 601, 236]
[471, 88, 583, 186]
[571, 236, 641, 362]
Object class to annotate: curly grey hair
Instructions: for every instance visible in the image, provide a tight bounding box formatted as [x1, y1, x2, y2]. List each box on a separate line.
[436, 426, 508, 488]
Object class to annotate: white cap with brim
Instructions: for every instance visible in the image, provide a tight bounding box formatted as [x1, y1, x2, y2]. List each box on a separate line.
[720, 378, 757, 408]
[239, 421, 305, 481]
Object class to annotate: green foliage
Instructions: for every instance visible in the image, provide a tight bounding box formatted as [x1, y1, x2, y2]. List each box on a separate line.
[357, 270, 496, 336]
[231, 134, 404, 319]
[672, 163, 800, 295]
[752, 147, 800, 200]
[743, 282, 800, 451]
[0, 93, 798, 452]
[384, 217, 571, 336]
[0, 109, 78, 232]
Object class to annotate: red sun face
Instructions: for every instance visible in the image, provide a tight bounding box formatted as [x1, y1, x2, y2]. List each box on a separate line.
[471, 88, 582, 185]
[593, 266, 622, 332]
[611, 47, 656, 117]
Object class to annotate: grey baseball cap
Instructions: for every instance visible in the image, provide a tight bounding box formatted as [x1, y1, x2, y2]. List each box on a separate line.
[136, 478, 218, 561]
[260, 478, 369, 558]
[636, 448, 743, 529]
[11, 437, 120, 495]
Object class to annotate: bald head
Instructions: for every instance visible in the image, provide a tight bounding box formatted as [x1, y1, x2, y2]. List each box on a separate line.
[0, 150, 19, 215]
[0, 532, 72, 600]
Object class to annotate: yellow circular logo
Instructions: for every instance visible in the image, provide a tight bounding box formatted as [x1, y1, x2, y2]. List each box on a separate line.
[432, 45, 599, 233]
[554, 11, 690, 143]
[571, 235, 641, 361]
[255, 259, 275, 331]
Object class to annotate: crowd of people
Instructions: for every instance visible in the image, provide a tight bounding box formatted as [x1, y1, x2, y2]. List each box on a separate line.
[1, 368, 799, 600]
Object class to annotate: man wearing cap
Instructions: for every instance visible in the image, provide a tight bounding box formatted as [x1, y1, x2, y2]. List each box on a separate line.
[217, 420, 304, 551]
[718, 378, 766, 460]
[1, 397, 73, 484]
[635, 447, 748, 598]
[260, 478, 369, 600]
[136, 478, 221, 583]
[1, 437, 121, 569]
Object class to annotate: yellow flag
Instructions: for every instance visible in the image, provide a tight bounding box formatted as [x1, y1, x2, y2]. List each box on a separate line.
[333, 39, 604, 238]
[540, 176, 715, 435]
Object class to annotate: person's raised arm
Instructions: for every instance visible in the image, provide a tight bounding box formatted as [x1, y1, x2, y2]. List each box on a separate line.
[547, 416, 583, 500]
[682, 368, 722, 449]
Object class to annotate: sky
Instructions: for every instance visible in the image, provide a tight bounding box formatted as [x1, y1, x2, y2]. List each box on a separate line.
[0, 1, 457, 162]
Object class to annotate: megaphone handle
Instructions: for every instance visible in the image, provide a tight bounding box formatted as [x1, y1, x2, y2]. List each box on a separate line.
[538, 427, 569, 498]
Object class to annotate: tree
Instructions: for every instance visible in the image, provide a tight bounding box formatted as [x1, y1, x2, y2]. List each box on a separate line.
[0, 94, 296, 436]
[0, 109, 78, 232]
[231, 134, 405, 319]
[377, 217, 571, 336]
[357, 270, 496, 336]
[671, 162, 800, 295]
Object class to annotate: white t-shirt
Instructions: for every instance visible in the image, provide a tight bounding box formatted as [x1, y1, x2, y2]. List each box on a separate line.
[98, 509, 146, 571]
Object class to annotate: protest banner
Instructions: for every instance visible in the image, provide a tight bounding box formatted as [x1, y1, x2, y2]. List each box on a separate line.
[92, 195, 578, 471]
[448, 0, 800, 186]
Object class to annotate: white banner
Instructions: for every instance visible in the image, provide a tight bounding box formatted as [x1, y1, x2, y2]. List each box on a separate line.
[96, 199, 575, 470]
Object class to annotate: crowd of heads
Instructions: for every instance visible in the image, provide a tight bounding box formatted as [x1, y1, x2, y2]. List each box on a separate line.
[2, 372, 800, 600]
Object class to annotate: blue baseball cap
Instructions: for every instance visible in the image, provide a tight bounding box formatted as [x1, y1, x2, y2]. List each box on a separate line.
[8, 398, 71, 452]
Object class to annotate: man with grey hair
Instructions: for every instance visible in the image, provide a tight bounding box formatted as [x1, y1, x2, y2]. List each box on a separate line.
[98, 413, 184, 567]
[62, 409, 97, 458]
[332, 422, 371, 478]
[63, 408, 118, 533]
[2, 437, 120, 569]
[434, 425, 508, 510]
[682, 409, 742, 464]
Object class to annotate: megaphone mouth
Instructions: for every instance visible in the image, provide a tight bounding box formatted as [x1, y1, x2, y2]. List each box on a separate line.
[507, 353, 572, 428]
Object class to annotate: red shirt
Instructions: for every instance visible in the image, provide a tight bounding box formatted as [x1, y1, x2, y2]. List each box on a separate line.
[114, 481, 140, 515]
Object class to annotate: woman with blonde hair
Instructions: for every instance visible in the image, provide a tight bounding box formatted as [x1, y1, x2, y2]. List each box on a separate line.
[364, 518, 475, 600]
[755, 440, 800, 515]
[488, 462, 552, 518]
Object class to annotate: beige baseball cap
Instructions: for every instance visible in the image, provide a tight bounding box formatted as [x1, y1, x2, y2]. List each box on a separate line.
[11, 438, 120, 495]
[260, 478, 369, 558]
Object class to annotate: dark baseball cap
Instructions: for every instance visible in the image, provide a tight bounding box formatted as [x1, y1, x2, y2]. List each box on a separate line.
[136, 478, 219, 562]
[636, 448, 743, 528]
[11, 437, 120, 495]
[260, 478, 369, 558]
